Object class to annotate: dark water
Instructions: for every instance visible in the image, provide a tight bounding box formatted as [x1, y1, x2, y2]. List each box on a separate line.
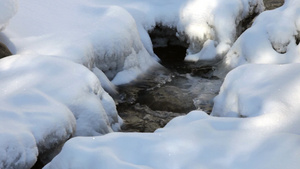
[116, 61, 222, 132]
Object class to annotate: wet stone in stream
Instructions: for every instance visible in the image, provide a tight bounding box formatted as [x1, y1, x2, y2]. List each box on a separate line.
[116, 64, 222, 132]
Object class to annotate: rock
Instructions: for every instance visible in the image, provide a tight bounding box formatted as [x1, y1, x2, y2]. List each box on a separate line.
[138, 86, 196, 113]
[263, 0, 284, 10]
[118, 103, 185, 132]
[0, 42, 12, 59]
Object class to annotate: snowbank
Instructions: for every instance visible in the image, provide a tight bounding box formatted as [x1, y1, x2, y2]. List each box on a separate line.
[2, 0, 265, 84]
[212, 63, 300, 133]
[2, 0, 158, 85]
[45, 50, 300, 169]
[222, 0, 300, 70]
[97, 0, 264, 62]
[44, 110, 300, 169]
[0, 54, 122, 168]
[0, 0, 18, 31]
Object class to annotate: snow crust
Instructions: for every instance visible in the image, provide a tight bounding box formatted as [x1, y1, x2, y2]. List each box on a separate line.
[0, 0, 18, 30]
[223, 0, 300, 70]
[0, 54, 122, 168]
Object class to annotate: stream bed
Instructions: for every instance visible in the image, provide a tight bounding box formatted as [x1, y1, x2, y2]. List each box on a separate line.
[116, 62, 223, 132]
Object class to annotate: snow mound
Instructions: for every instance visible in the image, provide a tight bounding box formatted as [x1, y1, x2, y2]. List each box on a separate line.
[0, 0, 18, 31]
[97, 0, 264, 62]
[180, 0, 264, 62]
[45, 110, 300, 169]
[0, 54, 122, 168]
[3, 0, 264, 80]
[212, 63, 300, 134]
[222, 0, 300, 70]
[3, 0, 158, 85]
[0, 90, 74, 169]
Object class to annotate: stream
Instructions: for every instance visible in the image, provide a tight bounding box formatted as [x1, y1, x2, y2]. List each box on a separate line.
[116, 61, 223, 132]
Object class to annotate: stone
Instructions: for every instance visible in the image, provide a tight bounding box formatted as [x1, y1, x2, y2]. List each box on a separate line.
[138, 86, 196, 113]
[263, 0, 284, 10]
[0, 42, 12, 59]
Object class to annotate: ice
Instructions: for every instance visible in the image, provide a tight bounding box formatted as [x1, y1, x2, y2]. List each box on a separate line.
[222, 0, 300, 71]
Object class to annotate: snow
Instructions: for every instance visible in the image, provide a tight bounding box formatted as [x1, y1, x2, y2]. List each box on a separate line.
[94, 0, 264, 62]
[44, 110, 300, 169]
[45, 63, 300, 169]
[0, 54, 122, 168]
[222, 0, 300, 70]
[2, 0, 158, 85]
[212, 63, 300, 133]
[1, 0, 299, 168]
[2, 0, 265, 81]
[0, 0, 17, 31]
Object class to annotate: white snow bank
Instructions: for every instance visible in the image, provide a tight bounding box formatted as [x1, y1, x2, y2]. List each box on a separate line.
[45, 61, 300, 169]
[0, 89, 75, 169]
[222, 0, 300, 70]
[97, 0, 264, 62]
[0, 0, 18, 31]
[0, 54, 122, 168]
[45, 110, 300, 169]
[0, 54, 122, 136]
[3, 0, 158, 85]
[212, 63, 300, 133]
[3, 0, 264, 82]
[180, 0, 264, 62]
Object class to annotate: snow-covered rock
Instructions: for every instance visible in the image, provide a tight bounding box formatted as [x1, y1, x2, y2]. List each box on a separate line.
[2, 0, 265, 83]
[0, 90, 75, 169]
[0, 0, 18, 31]
[0, 54, 122, 168]
[96, 0, 264, 62]
[2, 0, 158, 85]
[45, 62, 300, 169]
[222, 0, 300, 71]
[212, 63, 300, 133]
[44, 110, 300, 169]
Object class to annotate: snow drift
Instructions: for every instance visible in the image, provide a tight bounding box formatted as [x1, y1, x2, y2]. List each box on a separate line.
[0, 0, 17, 31]
[96, 0, 264, 62]
[45, 63, 300, 169]
[2, 0, 265, 83]
[222, 0, 300, 70]
[45, 110, 300, 169]
[0, 54, 122, 168]
[2, 0, 158, 85]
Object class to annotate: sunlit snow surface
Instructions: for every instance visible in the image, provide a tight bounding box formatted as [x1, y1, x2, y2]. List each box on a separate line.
[45, 64, 300, 169]
[45, 1, 300, 168]
[223, 0, 300, 70]
[1, 0, 300, 168]
[0, 54, 122, 168]
[0, 0, 17, 31]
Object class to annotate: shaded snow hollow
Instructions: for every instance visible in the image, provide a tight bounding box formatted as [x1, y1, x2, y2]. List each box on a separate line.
[0, 0, 300, 169]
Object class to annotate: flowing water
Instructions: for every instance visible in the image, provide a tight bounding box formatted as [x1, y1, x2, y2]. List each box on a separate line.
[116, 61, 223, 132]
